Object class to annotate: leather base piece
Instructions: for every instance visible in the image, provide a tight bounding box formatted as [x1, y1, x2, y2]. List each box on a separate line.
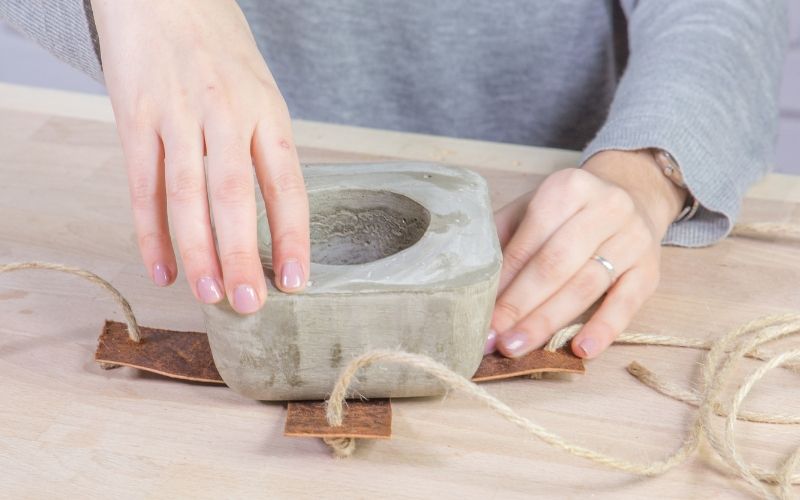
[94, 321, 585, 439]
[284, 399, 392, 439]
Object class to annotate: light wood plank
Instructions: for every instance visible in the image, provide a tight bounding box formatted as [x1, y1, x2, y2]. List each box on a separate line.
[1, 92, 799, 499]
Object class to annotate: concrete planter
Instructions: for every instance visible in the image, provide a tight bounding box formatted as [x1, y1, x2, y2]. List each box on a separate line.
[202, 162, 501, 400]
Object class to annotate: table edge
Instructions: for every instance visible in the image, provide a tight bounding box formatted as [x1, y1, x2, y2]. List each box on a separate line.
[1, 82, 797, 202]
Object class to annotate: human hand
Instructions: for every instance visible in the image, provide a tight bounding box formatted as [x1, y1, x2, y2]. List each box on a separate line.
[486, 150, 688, 359]
[91, 0, 309, 313]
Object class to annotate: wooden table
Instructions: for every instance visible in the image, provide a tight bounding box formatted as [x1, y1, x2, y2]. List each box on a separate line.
[1, 83, 799, 499]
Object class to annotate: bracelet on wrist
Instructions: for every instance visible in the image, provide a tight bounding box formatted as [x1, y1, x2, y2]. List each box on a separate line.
[650, 148, 700, 223]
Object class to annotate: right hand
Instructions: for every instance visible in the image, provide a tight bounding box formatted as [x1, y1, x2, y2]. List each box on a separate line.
[91, 0, 309, 313]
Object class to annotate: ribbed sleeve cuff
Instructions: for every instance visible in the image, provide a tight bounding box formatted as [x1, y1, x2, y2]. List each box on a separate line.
[0, 0, 104, 83]
[580, 115, 747, 248]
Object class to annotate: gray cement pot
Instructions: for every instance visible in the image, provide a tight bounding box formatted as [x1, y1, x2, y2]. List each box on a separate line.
[201, 162, 501, 400]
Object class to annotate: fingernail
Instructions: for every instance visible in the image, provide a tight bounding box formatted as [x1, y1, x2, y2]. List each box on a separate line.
[196, 277, 223, 304]
[280, 260, 305, 290]
[233, 284, 260, 314]
[500, 331, 531, 358]
[484, 329, 497, 355]
[578, 338, 597, 358]
[152, 263, 171, 287]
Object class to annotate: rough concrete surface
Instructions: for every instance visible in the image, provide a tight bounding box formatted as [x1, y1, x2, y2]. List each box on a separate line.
[202, 162, 501, 400]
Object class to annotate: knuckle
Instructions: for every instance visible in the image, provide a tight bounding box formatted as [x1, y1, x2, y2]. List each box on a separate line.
[210, 123, 249, 149]
[264, 170, 306, 199]
[255, 78, 286, 106]
[494, 299, 524, 325]
[122, 94, 158, 130]
[137, 230, 169, 252]
[212, 173, 253, 205]
[201, 80, 233, 107]
[208, 109, 252, 139]
[209, 128, 253, 163]
[270, 228, 308, 249]
[617, 292, 642, 316]
[558, 168, 590, 195]
[167, 169, 205, 203]
[179, 244, 215, 270]
[628, 222, 655, 252]
[128, 174, 157, 210]
[123, 140, 155, 168]
[502, 245, 531, 274]
[535, 245, 569, 281]
[573, 270, 604, 302]
[531, 314, 554, 337]
[220, 248, 259, 271]
[158, 101, 192, 132]
[590, 318, 617, 342]
[608, 187, 635, 215]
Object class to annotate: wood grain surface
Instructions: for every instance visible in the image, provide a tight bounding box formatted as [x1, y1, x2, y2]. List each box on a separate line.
[2, 87, 800, 499]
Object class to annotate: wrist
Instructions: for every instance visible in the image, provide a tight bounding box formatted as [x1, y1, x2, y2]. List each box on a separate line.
[584, 149, 688, 234]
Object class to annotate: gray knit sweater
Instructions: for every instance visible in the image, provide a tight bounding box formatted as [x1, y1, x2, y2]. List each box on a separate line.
[0, 0, 788, 246]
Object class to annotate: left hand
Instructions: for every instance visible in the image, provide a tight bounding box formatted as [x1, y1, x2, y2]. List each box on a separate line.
[486, 149, 688, 359]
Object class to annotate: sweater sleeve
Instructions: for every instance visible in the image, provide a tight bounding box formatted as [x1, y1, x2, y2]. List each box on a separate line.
[0, 0, 103, 82]
[580, 0, 788, 247]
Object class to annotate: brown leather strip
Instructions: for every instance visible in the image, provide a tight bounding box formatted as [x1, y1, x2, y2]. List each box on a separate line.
[95, 321, 583, 440]
[284, 399, 392, 439]
[471, 348, 584, 382]
[95, 320, 224, 384]
[95, 320, 583, 385]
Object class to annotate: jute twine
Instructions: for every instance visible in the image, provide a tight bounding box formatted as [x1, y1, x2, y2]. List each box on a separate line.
[730, 222, 800, 241]
[322, 224, 800, 498]
[1, 222, 798, 496]
[0, 261, 141, 342]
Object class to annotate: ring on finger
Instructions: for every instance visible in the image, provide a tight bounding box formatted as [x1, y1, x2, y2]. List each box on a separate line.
[591, 254, 616, 286]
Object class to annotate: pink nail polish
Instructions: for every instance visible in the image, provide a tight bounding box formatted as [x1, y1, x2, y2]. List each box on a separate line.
[578, 338, 596, 358]
[233, 284, 260, 314]
[280, 260, 304, 290]
[196, 277, 223, 304]
[153, 263, 171, 287]
[484, 329, 497, 355]
[500, 331, 531, 358]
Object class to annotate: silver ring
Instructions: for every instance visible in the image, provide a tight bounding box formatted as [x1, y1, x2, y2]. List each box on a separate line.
[591, 254, 616, 285]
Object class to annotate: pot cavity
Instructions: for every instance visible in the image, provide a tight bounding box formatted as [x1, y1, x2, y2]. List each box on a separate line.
[309, 189, 430, 265]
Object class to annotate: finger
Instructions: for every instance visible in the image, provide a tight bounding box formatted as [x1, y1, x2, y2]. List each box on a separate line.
[252, 110, 309, 293]
[486, 170, 594, 355]
[571, 262, 660, 359]
[486, 190, 538, 354]
[496, 169, 595, 294]
[122, 127, 176, 287]
[494, 192, 530, 248]
[163, 121, 224, 304]
[491, 203, 626, 335]
[205, 117, 266, 314]
[496, 233, 641, 357]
